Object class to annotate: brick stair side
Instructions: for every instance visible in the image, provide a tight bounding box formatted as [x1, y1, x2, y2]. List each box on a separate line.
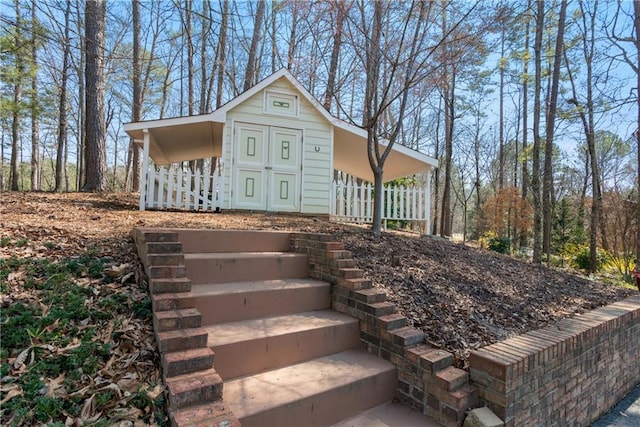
[291, 232, 480, 427]
[133, 228, 239, 427]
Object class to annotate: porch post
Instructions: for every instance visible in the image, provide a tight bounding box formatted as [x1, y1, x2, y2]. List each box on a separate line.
[139, 129, 150, 211]
[425, 168, 433, 235]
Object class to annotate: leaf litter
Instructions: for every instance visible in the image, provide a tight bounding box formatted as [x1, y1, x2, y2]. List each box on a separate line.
[0, 192, 634, 424]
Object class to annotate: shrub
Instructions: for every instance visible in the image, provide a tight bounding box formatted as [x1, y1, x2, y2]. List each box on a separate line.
[565, 244, 607, 271]
[479, 232, 511, 254]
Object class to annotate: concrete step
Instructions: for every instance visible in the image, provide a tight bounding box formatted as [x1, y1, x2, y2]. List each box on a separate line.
[173, 229, 292, 253]
[191, 279, 330, 325]
[331, 401, 441, 427]
[224, 349, 397, 427]
[184, 252, 308, 285]
[166, 368, 223, 409]
[171, 400, 240, 427]
[205, 310, 360, 380]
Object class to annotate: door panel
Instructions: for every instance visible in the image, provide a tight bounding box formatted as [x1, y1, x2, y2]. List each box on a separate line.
[235, 169, 265, 208]
[268, 127, 302, 211]
[268, 172, 298, 211]
[234, 124, 268, 209]
[233, 123, 302, 211]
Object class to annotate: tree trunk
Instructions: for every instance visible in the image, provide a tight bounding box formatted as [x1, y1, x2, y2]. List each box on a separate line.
[531, 0, 544, 263]
[216, 0, 229, 109]
[55, 0, 71, 192]
[323, 1, 345, 111]
[365, 1, 383, 235]
[83, 0, 107, 191]
[186, 0, 194, 115]
[286, 2, 298, 70]
[520, 0, 531, 249]
[10, 0, 23, 192]
[30, 1, 40, 191]
[440, 70, 455, 238]
[244, 0, 266, 91]
[130, 0, 141, 191]
[542, 0, 567, 261]
[498, 29, 505, 192]
[76, 3, 86, 190]
[200, 0, 210, 114]
[633, 0, 640, 278]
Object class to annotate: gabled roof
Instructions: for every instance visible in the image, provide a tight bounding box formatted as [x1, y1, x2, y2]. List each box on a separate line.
[124, 69, 438, 181]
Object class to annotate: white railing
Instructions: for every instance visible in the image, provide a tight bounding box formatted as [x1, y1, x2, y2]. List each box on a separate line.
[142, 163, 224, 212]
[332, 176, 428, 225]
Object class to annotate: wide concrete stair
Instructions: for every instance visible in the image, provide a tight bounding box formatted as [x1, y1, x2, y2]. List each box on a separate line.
[140, 229, 397, 427]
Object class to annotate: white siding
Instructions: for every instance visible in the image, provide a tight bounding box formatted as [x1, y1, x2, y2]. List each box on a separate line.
[224, 78, 332, 214]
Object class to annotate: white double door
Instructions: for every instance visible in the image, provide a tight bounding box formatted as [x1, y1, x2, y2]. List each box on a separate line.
[233, 122, 302, 212]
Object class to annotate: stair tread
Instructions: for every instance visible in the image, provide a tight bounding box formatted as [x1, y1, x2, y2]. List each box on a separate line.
[224, 349, 395, 420]
[184, 252, 304, 259]
[204, 310, 357, 347]
[190, 278, 329, 295]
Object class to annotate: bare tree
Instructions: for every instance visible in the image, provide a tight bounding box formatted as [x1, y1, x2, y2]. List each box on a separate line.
[30, 1, 40, 190]
[542, 0, 568, 261]
[9, 0, 24, 191]
[324, 1, 347, 111]
[129, 0, 141, 191]
[531, 0, 544, 263]
[55, 0, 71, 192]
[83, 0, 107, 191]
[216, 0, 229, 109]
[244, 0, 266, 91]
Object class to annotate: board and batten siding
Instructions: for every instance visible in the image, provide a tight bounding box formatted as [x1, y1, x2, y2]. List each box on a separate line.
[222, 77, 333, 214]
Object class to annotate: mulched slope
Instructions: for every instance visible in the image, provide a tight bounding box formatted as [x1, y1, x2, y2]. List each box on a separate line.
[2, 192, 634, 379]
[333, 229, 635, 368]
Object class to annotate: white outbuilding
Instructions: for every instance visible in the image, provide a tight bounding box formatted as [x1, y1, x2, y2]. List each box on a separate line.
[124, 69, 438, 230]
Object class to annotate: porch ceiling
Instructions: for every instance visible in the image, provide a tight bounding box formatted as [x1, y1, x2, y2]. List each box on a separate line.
[333, 127, 438, 183]
[125, 117, 223, 165]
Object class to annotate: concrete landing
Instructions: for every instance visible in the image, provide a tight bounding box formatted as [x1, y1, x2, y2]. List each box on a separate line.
[331, 401, 440, 427]
[224, 349, 396, 427]
[592, 382, 640, 427]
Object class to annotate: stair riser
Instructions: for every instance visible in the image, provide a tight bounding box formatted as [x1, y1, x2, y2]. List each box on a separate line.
[237, 369, 397, 427]
[152, 293, 195, 312]
[185, 255, 308, 285]
[157, 329, 208, 353]
[163, 352, 215, 377]
[213, 322, 360, 380]
[154, 312, 202, 332]
[149, 278, 192, 295]
[194, 286, 330, 325]
[168, 379, 223, 409]
[174, 229, 292, 253]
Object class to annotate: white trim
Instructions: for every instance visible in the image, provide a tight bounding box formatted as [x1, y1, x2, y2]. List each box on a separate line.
[140, 130, 150, 211]
[124, 68, 438, 170]
[263, 89, 300, 118]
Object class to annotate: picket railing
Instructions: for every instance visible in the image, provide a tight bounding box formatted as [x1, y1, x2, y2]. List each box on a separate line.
[331, 176, 429, 226]
[142, 163, 224, 211]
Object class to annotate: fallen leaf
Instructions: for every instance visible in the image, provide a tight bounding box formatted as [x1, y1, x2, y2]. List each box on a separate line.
[13, 347, 31, 369]
[0, 385, 23, 405]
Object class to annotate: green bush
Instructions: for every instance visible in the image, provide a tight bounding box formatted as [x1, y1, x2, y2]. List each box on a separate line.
[565, 244, 607, 271]
[478, 232, 511, 254]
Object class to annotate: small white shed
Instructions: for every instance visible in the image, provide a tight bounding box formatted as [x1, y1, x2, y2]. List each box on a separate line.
[124, 69, 438, 228]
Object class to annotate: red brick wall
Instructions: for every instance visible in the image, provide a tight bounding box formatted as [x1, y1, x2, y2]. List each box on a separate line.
[469, 295, 640, 426]
[291, 232, 479, 427]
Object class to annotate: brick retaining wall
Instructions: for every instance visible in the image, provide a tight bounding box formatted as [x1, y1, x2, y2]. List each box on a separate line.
[469, 295, 640, 426]
[291, 232, 478, 427]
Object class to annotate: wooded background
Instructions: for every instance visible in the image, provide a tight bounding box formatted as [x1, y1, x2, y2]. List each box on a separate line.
[1, 0, 639, 275]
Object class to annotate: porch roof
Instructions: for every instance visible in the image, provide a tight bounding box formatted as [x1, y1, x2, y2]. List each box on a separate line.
[124, 69, 438, 183]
